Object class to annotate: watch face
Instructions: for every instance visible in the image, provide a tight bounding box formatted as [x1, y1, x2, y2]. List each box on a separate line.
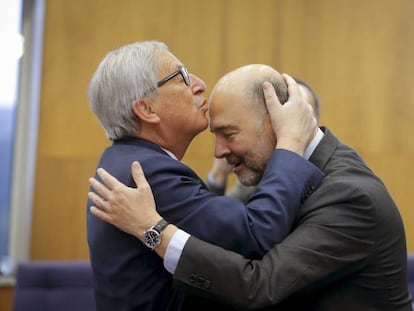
[144, 229, 160, 249]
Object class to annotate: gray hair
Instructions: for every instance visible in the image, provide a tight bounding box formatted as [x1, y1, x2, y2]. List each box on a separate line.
[88, 40, 168, 140]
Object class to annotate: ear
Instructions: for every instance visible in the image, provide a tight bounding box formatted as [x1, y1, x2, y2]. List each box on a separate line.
[132, 99, 160, 124]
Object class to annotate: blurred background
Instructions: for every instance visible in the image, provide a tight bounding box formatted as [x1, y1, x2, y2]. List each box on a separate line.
[1, 0, 413, 308]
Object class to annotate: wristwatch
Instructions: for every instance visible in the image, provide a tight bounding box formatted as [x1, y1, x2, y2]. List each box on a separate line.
[143, 219, 169, 250]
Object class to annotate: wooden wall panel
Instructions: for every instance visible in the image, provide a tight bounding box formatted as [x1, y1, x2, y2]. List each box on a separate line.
[31, 158, 97, 259]
[31, 0, 414, 260]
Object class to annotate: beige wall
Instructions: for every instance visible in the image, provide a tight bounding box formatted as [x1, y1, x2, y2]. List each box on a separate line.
[30, 0, 414, 259]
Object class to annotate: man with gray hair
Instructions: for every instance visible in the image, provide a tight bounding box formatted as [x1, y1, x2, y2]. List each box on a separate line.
[87, 41, 322, 310]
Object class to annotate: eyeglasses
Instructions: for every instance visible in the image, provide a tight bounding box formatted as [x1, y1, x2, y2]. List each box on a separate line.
[157, 66, 190, 88]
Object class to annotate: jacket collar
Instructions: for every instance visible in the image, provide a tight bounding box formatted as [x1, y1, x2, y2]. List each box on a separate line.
[308, 127, 338, 171]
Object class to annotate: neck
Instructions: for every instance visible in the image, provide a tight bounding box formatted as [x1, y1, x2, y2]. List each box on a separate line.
[137, 128, 195, 161]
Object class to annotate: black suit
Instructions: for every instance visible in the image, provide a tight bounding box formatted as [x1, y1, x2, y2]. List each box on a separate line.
[173, 127, 412, 310]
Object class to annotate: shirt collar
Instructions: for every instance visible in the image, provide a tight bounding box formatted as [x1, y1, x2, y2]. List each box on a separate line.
[303, 127, 324, 160]
[161, 147, 178, 160]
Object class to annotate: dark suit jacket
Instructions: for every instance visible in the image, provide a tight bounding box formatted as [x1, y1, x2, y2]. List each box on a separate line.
[174, 127, 412, 311]
[86, 138, 323, 310]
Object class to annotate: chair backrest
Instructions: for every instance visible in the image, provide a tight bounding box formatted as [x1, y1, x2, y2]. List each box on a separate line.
[13, 261, 95, 311]
[408, 253, 414, 309]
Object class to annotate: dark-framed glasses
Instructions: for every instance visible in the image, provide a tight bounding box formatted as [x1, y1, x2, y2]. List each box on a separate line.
[157, 66, 190, 88]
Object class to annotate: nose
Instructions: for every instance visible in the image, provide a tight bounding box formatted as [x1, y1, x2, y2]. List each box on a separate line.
[189, 74, 207, 95]
[214, 136, 230, 159]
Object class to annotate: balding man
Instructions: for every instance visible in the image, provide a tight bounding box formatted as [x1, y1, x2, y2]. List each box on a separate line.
[89, 64, 411, 310]
[206, 76, 322, 202]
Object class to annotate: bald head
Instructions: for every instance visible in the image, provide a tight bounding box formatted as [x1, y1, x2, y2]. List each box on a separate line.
[209, 65, 320, 186]
[209, 64, 289, 186]
[209, 64, 288, 117]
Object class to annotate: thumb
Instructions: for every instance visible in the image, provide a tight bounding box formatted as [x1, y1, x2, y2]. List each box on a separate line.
[131, 161, 149, 188]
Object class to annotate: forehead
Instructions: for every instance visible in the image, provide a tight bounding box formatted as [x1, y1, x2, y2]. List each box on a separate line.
[209, 86, 258, 132]
[158, 51, 183, 74]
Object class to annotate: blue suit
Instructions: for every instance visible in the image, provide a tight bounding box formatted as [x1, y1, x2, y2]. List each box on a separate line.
[87, 138, 323, 310]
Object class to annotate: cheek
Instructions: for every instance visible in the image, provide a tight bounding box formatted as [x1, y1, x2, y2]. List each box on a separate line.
[238, 132, 262, 151]
[229, 141, 252, 158]
[257, 123, 276, 151]
[185, 106, 209, 132]
[251, 134, 274, 160]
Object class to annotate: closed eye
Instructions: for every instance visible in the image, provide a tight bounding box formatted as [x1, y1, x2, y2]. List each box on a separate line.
[223, 132, 237, 141]
[211, 126, 239, 141]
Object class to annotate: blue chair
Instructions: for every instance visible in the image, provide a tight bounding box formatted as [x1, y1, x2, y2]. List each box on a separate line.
[13, 261, 95, 311]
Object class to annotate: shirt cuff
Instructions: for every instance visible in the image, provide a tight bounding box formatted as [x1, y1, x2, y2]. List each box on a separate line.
[163, 229, 191, 274]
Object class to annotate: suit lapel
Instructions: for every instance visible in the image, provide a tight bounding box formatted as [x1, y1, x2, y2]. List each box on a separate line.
[308, 127, 338, 172]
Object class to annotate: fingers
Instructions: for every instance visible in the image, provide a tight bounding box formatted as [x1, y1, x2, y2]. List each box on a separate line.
[89, 176, 111, 201]
[89, 167, 124, 200]
[262, 81, 281, 112]
[88, 191, 108, 211]
[96, 167, 122, 191]
[88, 192, 114, 225]
[88, 169, 117, 214]
[263, 82, 282, 134]
[262, 73, 315, 155]
[89, 163, 142, 212]
[263, 82, 283, 126]
[282, 73, 301, 101]
[262, 74, 302, 111]
[89, 206, 112, 224]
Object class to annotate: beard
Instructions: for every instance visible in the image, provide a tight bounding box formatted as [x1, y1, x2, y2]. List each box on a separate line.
[226, 154, 266, 186]
[227, 121, 275, 186]
[236, 162, 264, 186]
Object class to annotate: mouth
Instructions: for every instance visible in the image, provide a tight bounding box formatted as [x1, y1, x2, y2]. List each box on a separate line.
[233, 163, 243, 173]
[227, 159, 243, 173]
[199, 99, 208, 112]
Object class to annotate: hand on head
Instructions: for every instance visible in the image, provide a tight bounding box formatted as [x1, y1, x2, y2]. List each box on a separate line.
[263, 73, 317, 156]
[88, 161, 161, 240]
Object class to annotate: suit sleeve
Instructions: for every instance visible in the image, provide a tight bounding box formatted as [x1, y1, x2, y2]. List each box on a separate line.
[225, 181, 256, 203]
[150, 149, 324, 258]
[172, 181, 377, 309]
